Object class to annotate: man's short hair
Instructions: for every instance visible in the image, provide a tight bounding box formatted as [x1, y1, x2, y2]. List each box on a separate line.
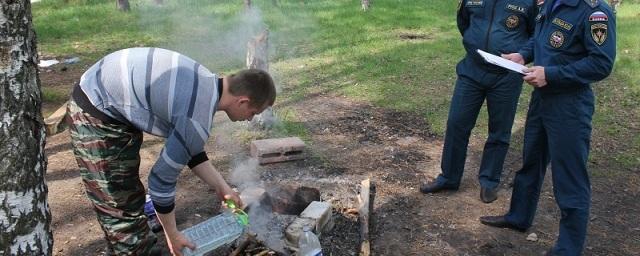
[227, 69, 276, 108]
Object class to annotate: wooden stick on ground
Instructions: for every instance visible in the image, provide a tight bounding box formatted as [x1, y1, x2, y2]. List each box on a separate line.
[229, 232, 257, 256]
[358, 178, 376, 256]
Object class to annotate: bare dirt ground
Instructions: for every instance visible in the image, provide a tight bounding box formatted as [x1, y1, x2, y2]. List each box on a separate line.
[42, 65, 640, 255]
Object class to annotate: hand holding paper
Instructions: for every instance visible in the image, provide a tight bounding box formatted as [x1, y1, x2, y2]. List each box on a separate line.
[476, 49, 528, 74]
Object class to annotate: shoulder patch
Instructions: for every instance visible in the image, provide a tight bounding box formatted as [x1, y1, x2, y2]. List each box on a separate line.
[589, 11, 608, 22]
[583, 0, 599, 8]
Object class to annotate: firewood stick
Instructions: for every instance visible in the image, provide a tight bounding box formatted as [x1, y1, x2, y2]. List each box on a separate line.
[229, 232, 257, 256]
[255, 250, 270, 256]
[358, 178, 376, 256]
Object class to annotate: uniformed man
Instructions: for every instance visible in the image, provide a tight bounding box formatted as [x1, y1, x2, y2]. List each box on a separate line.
[420, 0, 537, 203]
[479, 0, 616, 254]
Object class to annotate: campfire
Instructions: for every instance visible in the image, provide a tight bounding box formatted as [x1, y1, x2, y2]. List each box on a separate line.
[219, 184, 331, 256]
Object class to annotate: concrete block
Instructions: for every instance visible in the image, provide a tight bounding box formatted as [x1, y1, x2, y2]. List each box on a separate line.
[284, 217, 315, 249]
[250, 137, 305, 164]
[284, 201, 334, 249]
[300, 201, 334, 235]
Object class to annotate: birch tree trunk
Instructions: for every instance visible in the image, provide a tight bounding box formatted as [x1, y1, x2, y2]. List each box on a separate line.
[0, 0, 53, 255]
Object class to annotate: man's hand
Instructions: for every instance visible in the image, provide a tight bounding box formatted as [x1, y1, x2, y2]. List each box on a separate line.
[523, 66, 547, 88]
[164, 230, 196, 256]
[191, 161, 244, 208]
[220, 187, 243, 209]
[501, 53, 525, 65]
[156, 211, 196, 256]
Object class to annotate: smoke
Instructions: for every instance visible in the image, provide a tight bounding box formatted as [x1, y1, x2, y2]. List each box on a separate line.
[229, 157, 291, 252]
[230, 157, 260, 191]
[136, 1, 266, 70]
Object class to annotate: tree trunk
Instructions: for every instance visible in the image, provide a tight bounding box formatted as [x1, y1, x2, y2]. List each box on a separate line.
[117, 0, 130, 11]
[362, 0, 370, 11]
[244, 0, 251, 9]
[246, 29, 269, 71]
[0, 1, 53, 255]
[246, 30, 274, 130]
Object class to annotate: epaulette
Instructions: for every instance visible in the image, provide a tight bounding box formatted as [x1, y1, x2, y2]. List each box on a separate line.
[583, 0, 600, 8]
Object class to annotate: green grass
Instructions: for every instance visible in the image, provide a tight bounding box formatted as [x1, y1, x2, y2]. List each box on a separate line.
[41, 87, 68, 103]
[32, 0, 639, 169]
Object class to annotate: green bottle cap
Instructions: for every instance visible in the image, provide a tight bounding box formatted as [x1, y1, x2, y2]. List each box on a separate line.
[225, 199, 249, 226]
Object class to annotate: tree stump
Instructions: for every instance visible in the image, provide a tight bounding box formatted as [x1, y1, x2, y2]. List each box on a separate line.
[246, 29, 269, 71]
[246, 30, 275, 130]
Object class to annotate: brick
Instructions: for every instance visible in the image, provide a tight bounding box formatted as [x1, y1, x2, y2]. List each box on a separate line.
[265, 185, 320, 215]
[250, 137, 306, 164]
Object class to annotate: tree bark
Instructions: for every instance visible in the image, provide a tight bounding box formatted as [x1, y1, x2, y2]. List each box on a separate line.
[117, 0, 130, 11]
[0, 0, 53, 255]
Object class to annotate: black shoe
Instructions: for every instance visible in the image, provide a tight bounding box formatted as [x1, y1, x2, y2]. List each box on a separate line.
[149, 245, 165, 256]
[480, 187, 498, 203]
[148, 216, 164, 233]
[479, 215, 527, 232]
[419, 181, 457, 194]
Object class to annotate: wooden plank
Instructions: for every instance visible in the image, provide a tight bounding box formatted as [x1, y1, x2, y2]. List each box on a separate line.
[358, 178, 376, 256]
[44, 101, 69, 135]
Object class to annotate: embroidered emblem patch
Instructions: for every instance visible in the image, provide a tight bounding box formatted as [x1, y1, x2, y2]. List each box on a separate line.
[591, 23, 607, 45]
[549, 30, 565, 48]
[589, 11, 608, 22]
[586, 0, 599, 8]
[552, 18, 573, 31]
[506, 15, 520, 29]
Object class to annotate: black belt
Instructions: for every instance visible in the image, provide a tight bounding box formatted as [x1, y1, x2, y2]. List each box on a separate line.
[72, 85, 129, 126]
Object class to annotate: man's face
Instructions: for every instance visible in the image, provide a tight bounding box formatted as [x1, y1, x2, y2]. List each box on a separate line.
[226, 97, 268, 122]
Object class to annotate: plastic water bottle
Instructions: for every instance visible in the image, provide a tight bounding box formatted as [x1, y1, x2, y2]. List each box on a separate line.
[298, 226, 322, 256]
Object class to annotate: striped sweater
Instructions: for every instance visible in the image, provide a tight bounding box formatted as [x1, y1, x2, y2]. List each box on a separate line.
[78, 47, 220, 213]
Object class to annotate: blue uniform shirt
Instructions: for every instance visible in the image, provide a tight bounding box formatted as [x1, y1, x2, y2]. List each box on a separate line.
[519, 0, 616, 93]
[458, 0, 538, 70]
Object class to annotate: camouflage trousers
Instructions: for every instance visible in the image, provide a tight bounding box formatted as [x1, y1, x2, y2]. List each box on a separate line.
[67, 99, 157, 255]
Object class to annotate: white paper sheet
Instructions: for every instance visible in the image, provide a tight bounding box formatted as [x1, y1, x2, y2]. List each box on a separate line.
[476, 49, 528, 74]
